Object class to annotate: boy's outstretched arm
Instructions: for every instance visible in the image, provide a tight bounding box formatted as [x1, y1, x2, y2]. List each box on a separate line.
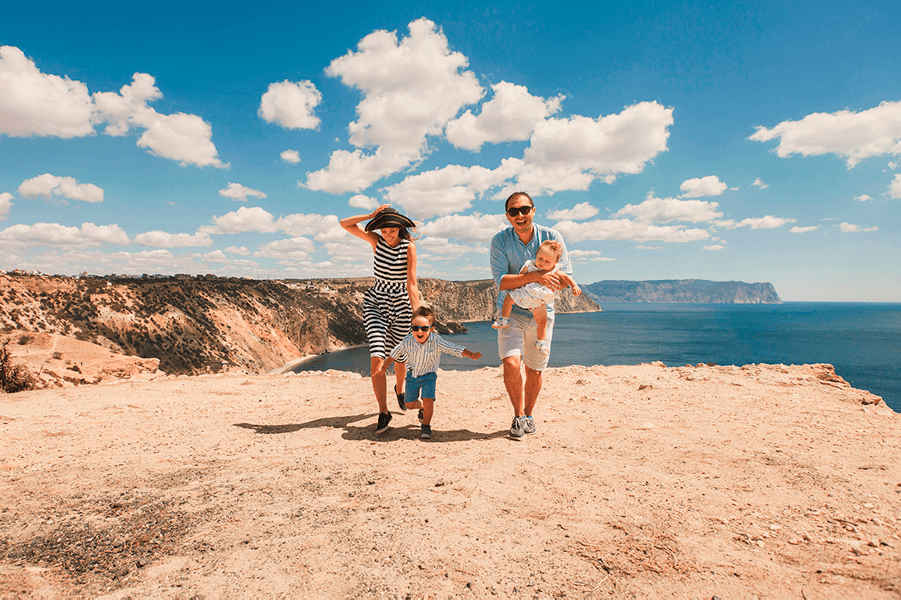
[462, 348, 482, 360]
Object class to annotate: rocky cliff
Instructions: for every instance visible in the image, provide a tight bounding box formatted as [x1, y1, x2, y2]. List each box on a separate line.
[583, 279, 781, 304]
[0, 273, 599, 375]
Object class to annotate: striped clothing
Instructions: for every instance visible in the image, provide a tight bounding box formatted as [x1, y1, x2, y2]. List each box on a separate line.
[363, 235, 412, 358]
[389, 332, 465, 378]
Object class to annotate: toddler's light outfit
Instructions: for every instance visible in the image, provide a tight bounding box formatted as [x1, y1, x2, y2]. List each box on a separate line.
[507, 259, 557, 309]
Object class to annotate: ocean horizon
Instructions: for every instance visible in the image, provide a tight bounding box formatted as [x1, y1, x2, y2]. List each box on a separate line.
[296, 301, 901, 412]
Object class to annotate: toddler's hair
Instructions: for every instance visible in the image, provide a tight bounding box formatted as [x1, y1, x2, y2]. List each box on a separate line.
[538, 239, 563, 261]
[413, 305, 435, 323]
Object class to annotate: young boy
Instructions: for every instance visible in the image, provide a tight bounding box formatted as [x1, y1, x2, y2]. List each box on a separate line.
[379, 306, 481, 439]
[491, 239, 581, 354]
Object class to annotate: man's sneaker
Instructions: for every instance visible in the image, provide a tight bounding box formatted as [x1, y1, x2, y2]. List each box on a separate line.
[417, 409, 424, 423]
[420, 424, 432, 440]
[509, 416, 525, 440]
[522, 415, 536, 434]
[491, 317, 510, 329]
[535, 339, 550, 354]
[375, 412, 392, 434]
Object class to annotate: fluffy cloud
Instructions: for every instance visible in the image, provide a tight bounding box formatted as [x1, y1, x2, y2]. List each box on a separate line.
[304, 18, 483, 193]
[546, 202, 598, 222]
[258, 80, 322, 130]
[276, 213, 344, 241]
[891, 174, 901, 199]
[552, 219, 710, 243]
[568, 249, 615, 262]
[418, 213, 508, 242]
[349, 194, 378, 209]
[199, 250, 228, 262]
[614, 193, 722, 223]
[18, 173, 104, 203]
[854, 194, 872, 202]
[0, 192, 12, 220]
[208, 207, 344, 242]
[255, 237, 315, 261]
[0, 46, 94, 138]
[749, 100, 901, 167]
[716, 216, 796, 230]
[225, 245, 250, 255]
[281, 149, 301, 164]
[0, 222, 128, 247]
[416, 237, 471, 260]
[211, 206, 278, 233]
[679, 175, 728, 198]
[445, 81, 563, 151]
[840, 222, 878, 233]
[383, 159, 523, 220]
[218, 182, 267, 202]
[789, 225, 819, 233]
[134, 230, 213, 248]
[703, 244, 725, 251]
[752, 177, 769, 189]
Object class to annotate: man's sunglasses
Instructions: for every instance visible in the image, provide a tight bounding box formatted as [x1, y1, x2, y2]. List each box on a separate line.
[506, 205, 533, 217]
[411, 325, 431, 332]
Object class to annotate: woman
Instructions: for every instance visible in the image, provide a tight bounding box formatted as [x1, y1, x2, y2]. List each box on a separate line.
[340, 204, 421, 434]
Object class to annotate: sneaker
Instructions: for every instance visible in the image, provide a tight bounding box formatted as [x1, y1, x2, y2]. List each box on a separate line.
[534, 339, 550, 354]
[375, 412, 392, 434]
[509, 416, 524, 440]
[420, 424, 432, 440]
[417, 409, 424, 423]
[394, 385, 405, 411]
[522, 415, 536, 434]
[491, 317, 510, 329]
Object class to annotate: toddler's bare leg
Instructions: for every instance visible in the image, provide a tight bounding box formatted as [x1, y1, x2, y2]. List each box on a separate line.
[501, 293, 514, 318]
[533, 305, 548, 340]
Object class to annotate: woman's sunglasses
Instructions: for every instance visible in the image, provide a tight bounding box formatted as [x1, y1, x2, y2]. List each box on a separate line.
[411, 325, 431, 332]
[506, 205, 533, 217]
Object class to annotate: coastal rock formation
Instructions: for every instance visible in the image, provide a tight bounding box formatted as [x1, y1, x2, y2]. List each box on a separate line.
[583, 279, 781, 304]
[0, 272, 599, 377]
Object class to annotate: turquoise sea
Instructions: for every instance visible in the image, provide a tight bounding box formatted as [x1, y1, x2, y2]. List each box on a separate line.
[295, 303, 901, 412]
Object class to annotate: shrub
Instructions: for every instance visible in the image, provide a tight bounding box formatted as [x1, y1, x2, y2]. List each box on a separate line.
[0, 343, 36, 393]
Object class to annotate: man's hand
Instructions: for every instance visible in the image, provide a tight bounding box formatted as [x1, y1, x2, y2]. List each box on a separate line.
[536, 270, 566, 291]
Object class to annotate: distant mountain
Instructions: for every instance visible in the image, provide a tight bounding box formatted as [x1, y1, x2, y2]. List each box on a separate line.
[582, 279, 781, 304]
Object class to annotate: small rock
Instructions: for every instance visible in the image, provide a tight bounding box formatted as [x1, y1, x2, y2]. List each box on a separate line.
[638, 384, 652, 391]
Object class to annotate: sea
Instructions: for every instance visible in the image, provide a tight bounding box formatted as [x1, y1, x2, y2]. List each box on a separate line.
[294, 302, 901, 412]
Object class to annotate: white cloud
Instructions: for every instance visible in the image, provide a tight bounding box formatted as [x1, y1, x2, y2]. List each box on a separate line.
[854, 194, 872, 202]
[199, 250, 228, 262]
[614, 193, 722, 223]
[418, 213, 508, 242]
[255, 237, 315, 261]
[134, 230, 213, 248]
[349, 194, 378, 209]
[225, 245, 250, 256]
[840, 222, 878, 233]
[703, 244, 725, 251]
[679, 175, 728, 198]
[93, 72, 226, 168]
[568, 249, 615, 262]
[383, 159, 522, 220]
[281, 149, 301, 164]
[0, 222, 128, 247]
[304, 18, 483, 193]
[716, 215, 796, 230]
[749, 100, 901, 167]
[0, 192, 12, 220]
[276, 213, 344, 242]
[553, 219, 710, 243]
[211, 206, 278, 233]
[445, 81, 563, 151]
[752, 177, 769, 189]
[546, 202, 598, 222]
[0, 46, 94, 138]
[789, 225, 819, 233]
[891, 174, 901, 199]
[18, 173, 104, 203]
[219, 182, 267, 202]
[416, 237, 471, 260]
[258, 80, 322, 130]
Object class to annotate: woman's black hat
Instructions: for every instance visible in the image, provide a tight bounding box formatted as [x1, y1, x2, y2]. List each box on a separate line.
[364, 208, 416, 231]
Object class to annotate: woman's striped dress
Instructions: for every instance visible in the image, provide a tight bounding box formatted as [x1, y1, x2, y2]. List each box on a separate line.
[363, 235, 413, 358]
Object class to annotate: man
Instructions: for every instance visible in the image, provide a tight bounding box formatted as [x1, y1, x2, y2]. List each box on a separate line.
[490, 191, 572, 439]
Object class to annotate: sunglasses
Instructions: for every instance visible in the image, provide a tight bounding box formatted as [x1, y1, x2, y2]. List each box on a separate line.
[506, 205, 533, 217]
[411, 325, 431, 332]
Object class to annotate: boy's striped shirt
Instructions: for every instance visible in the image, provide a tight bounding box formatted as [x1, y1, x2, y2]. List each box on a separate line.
[389, 332, 465, 378]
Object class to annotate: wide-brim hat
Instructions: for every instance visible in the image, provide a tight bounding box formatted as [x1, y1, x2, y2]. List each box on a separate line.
[364, 208, 416, 232]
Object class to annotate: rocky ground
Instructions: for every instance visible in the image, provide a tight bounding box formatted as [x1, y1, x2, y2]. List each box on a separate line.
[0, 363, 898, 599]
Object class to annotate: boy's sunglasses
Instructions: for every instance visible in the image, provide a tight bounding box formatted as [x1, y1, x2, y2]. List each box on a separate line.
[411, 325, 431, 332]
[506, 205, 533, 217]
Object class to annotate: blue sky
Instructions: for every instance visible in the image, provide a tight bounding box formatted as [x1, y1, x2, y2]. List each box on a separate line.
[1, 1, 899, 301]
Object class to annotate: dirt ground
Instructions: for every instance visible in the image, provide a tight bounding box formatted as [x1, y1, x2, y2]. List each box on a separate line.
[1, 362, 898, 599]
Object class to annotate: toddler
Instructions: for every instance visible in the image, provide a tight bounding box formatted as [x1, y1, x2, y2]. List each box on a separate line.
[491, 239, 581, 354]
[380, 306, 481, 439]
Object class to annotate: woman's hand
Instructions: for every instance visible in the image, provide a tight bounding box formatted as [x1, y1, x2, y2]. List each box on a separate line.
[369, 204, 391, 218]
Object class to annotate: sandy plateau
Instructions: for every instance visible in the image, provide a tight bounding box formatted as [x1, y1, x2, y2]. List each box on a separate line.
[1, 362, 898, 599]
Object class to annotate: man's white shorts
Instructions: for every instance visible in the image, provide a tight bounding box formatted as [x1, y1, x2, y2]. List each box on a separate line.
[497, 311, 554, 371]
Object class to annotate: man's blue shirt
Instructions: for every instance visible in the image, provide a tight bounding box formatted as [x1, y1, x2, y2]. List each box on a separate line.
[489, 224, 573, 317]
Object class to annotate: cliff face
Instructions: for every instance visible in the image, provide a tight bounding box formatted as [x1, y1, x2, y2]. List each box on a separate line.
[583, 279, 781, 304]
[0, 273, 599, 374]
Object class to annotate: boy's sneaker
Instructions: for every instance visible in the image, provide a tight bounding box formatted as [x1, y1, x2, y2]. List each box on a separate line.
[534, 339, 550, 355]
[417, 409, 424, 423]
[509, 416, 525, 440]
[420, 424, 432, 440]
[491, 317, 510, 329]
[522, 415, 536, 434]
[375, 412, 392, 434]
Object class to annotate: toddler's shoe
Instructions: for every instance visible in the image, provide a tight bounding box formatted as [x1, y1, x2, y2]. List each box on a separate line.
[535, 339, 550, 354]
[491, 317, 510, 329]
[420, 424, 432, 440]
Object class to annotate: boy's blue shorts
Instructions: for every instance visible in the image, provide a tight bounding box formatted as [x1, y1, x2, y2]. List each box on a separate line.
[405, 371, 437, 401]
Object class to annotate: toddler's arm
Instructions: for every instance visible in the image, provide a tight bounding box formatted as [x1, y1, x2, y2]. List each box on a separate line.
[557, 272, 582, 295]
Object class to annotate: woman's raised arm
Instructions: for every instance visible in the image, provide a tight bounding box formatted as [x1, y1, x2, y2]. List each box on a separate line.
[340, 204, 390, 251]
